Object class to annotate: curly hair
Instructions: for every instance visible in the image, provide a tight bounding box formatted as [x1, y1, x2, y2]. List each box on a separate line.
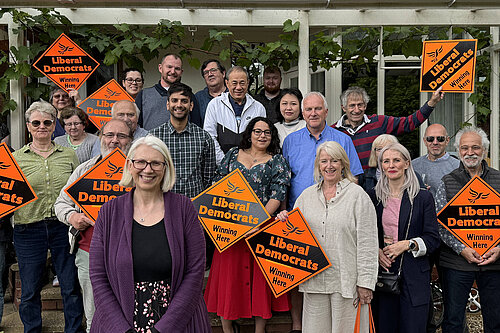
[239, 117, 281, 155]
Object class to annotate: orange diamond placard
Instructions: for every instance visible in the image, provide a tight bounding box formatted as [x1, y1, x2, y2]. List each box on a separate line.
[246, 208, 331, 297]
[420, 39, 477, 93]
[64, 148, 131, 222]
[438, 176, 500, 256]
[78, 79, 134, 130]
[33, 33, 100, 91]
[0, 143, 37, 218]
[192, 169, 270, 252]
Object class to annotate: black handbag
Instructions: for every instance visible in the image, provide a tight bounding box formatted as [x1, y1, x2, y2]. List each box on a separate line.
[375, 204, 413, 295]
[376, 270, 401, 294]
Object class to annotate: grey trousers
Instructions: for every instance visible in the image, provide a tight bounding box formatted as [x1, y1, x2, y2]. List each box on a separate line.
[75, 249, 94, 333]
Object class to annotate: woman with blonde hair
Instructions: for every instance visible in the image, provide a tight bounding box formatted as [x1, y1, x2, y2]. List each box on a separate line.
[277, 141, 378, 332]
[368, 143, 439, 333]
[90, 135, 211, 333]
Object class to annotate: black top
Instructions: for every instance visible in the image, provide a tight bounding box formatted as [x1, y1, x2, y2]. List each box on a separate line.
[132, 219, 172, 283]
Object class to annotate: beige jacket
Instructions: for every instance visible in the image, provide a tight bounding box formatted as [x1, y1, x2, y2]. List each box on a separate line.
[295, 178, 378, 298]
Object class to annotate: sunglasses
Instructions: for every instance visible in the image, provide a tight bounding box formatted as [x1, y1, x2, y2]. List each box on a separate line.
[425, 136, 446, 143]
[28, 120, 54, 127]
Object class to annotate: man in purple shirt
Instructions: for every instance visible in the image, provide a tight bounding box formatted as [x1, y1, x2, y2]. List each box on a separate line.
[283, 92, 363, 210]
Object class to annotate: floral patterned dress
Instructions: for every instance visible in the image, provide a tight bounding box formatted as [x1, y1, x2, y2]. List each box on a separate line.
[204, 147, 291, 320]
[132, 219, 172, 332]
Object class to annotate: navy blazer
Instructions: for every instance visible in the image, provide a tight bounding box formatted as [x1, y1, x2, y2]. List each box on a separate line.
[368, 189, 440, 306]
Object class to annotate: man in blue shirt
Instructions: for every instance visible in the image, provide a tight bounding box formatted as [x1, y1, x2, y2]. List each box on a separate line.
[283, 92, 363, 210]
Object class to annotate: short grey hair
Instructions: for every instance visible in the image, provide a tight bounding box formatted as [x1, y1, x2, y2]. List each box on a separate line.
[302, 92, 328, 111]
[119, 135, 176, 192]
[111, 100, 141, 118]
[340, 86, 370, 107]
[313, 141, 356, 184]
[375, 143, 420, 206]
[454, 126, 490, 155]
[25, 100, 57, 122]
[225, 66, 249, 81]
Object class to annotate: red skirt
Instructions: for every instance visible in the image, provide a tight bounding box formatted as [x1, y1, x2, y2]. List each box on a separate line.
[204, 240, 290, 320]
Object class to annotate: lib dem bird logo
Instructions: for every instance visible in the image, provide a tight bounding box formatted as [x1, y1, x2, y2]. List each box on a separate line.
[427, 46, 443, 63]
[282, 220, 305, 237]
[104, 88, 121, 99]
[58, 43, 74, 55]
[105, 161, 123, 178]
[224, 180, 244, 196]
[468, 188, 489, 203]
[0, 161, 10, 170]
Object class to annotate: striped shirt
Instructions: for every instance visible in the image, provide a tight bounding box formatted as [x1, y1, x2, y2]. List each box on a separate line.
[333, 102, 434, 169]
[149, 121, 216, 198]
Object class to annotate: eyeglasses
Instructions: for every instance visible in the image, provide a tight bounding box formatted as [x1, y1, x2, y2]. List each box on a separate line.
[102, 132, 130, 140]
[203, 68, 219, 76]
[425, 136, 446, 143]
[252, 129, 272, 137]
[131, 159, 166, 171]
[64, 121, 83, 127]
[125, 78, 144, 84]
[53, 94, 69, 99]
[28, 120, 54, 127]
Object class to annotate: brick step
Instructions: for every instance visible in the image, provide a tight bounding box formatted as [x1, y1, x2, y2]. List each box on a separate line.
[210, 311, 293, 333]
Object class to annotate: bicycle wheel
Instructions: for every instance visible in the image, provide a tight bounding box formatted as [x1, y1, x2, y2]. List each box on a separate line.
[430, 282, 444, 328]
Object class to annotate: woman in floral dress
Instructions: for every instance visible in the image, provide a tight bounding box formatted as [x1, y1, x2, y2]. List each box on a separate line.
[204, 117, 291, 333]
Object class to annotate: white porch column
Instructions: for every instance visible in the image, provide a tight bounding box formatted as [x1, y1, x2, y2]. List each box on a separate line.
[377, 27, 385, 115]
[490, 27, 499, 169]
[326, 27, 343, 123]
[8, 17, 25, 149]
[298, 10, 310, 96]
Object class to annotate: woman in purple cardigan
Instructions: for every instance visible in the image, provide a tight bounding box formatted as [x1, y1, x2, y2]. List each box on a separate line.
[89, 135, 211, 333]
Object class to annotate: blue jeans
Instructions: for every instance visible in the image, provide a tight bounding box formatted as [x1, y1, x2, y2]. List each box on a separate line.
[441, 267, 500, 333]
[14, 219, 83, 333]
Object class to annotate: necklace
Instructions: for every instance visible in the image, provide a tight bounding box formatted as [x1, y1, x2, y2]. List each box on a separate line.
[247, 149, 267, 163]
[30, 143, 54, 153]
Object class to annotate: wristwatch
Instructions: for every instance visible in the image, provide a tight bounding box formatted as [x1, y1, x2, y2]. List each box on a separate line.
[408, 239, 417, 252]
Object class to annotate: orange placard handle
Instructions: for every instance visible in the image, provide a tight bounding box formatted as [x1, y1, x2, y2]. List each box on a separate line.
[354, 304, 376, 333]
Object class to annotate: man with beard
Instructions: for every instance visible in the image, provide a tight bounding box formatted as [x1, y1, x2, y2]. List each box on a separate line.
[254, 66, 282, 123]
[55, 119, 133, 333]
[135, 54, 200, 131]
[111, 100, 148, 140]
[150, 82, 216, 268]
[149, 82, 216, 198]
[434, 126, 500, 333]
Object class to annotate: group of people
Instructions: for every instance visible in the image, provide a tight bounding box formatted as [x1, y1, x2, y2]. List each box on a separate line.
[4, 51, 500, 333]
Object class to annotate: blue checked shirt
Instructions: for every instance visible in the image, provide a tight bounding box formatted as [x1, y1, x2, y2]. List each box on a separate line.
[150, 122, 216, 198]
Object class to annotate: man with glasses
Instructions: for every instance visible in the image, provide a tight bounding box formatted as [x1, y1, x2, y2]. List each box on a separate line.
[135, 54, 200, 131]
[55, 119, 133, 333]
[193, 59, 227, 128]
[333, 86, 445, 169]
[413, 124, 459, 197]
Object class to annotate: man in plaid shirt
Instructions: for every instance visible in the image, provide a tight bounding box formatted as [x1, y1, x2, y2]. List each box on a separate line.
[149, 82, 216, 199]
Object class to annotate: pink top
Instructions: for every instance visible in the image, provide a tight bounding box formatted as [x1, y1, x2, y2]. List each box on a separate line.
[382, 197, 401, 244]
